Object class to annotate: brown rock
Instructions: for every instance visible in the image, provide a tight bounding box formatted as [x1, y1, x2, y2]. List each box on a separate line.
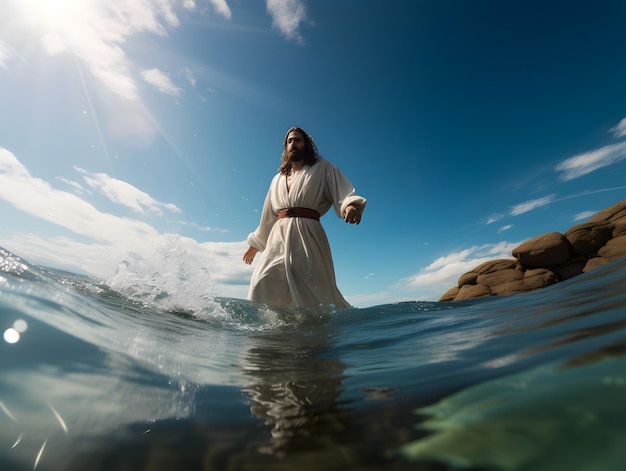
[490, 280, 528, 296]
[477, 266, 524, 287]
[439, 286, 460, 302]
[473, 259, 519, 274]
[613, 217, 626, 237]
[522, 268, 559, 290]
[597, 234, 626, 261]
[513, 232, 572, 268]
[555, 260, 586, 280]
[455, 283, 491, 301]
[583, 257, 610, 272]
[458, 271, 478, 288]
[457, 259, 517, 287]
[439, 198, 626, 302]
[564, 220, 613, 255]
[589, 199, 626, 223]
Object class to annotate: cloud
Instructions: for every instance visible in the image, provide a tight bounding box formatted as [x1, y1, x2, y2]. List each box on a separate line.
[509, 195, 556, 216]
[0, 147, 159, 244]
[0, 147, 252, 296]
[208, 0, 232, 19]
[0, 40, 21, 68]
[403, 242, 520, 297]
[75, 167, 181, 215]
[498, 224, 513, 233]
[6, 0, 230, 101]
[485, 213, 504, 225]
[572, 211, 596, 222]
[141, 68, 183, 96]
[610, 117, 626, 138]
[266, 0, 307, 42]
[555, 141, 626, 181]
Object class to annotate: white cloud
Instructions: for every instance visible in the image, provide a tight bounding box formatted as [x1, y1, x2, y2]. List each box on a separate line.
[183, 67, 197, 87]
[498, 224, 513, 233]
[572, 210, 596, 222]
[509, 195, 556, 216]
[403, 242, 520, 297]
[0, 147, 158, 244]
[610, 117, 626, 138]
[266, 0, 307, 42]
[75, 167, 181, 215]
[485, 213, 504, 225]
[141, 68, 182, 96]
[209, 0, 232, 19]
[0, 147, 252, 297]
[0, 40, 20, 68]
[555, 141, 626, 181]
[57, 176, 87, 194]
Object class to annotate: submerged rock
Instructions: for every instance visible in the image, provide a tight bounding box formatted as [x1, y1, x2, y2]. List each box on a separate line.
[440, 199, 626, 302]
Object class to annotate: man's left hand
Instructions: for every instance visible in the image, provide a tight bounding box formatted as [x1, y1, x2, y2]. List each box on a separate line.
[344, 205, 361, 225]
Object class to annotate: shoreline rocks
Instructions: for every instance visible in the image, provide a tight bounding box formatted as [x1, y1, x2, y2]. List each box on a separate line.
[439, 198, 626, 302]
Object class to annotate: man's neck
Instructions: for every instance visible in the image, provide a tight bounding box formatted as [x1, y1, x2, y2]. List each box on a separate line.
[291, 161, 304, 172]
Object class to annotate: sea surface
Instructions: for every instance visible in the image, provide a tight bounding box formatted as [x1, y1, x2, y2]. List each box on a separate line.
[1, 246, 626, 471]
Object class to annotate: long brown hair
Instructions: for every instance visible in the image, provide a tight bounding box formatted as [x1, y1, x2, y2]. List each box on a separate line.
[278, 127, 320, 175]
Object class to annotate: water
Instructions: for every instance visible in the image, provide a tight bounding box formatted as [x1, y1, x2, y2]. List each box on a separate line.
[1, 246, 625, 470]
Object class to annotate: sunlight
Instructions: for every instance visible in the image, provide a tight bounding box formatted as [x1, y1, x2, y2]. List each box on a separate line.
[14, 0, 96, 52]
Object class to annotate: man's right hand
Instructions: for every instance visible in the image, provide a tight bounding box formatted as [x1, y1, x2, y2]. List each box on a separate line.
[243, 246, 259, 265]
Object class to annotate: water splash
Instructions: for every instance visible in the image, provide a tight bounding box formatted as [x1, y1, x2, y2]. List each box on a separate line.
[107, 234, 221, 316]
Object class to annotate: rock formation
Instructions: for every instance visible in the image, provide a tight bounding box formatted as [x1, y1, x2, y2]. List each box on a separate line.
[439, 198, 626, 302]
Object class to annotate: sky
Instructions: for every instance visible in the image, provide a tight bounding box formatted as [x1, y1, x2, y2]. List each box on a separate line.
[1, 0, 626, 307]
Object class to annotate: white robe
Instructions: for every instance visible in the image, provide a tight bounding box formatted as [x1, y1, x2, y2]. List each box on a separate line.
[247, 158, 366, 308]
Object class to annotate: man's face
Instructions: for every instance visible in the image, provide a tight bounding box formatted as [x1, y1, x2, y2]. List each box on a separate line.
[286, 131, 306, 162]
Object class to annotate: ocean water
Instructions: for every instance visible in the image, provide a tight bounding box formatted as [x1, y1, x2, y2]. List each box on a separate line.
[1, 246, 626, 471]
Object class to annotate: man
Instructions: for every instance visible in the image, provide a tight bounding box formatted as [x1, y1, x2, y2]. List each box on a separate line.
[243, 126, 366, 308]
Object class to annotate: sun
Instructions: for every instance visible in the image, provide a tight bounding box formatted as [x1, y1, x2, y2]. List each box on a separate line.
[10, 0, 97, 54]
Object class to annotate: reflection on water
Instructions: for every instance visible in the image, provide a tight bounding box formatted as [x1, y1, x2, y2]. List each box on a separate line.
[241, 326, 350, 457]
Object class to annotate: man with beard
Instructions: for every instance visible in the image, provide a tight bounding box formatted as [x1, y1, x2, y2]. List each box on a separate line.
[243, 126, 366, 308]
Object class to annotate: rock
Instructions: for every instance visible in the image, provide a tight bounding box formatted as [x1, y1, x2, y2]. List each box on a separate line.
[476, 267, 524, 288]
[522, 268, 559, 291]
[455, 283, 491, 301]
[613, 218, 626, 237]
[583, 257, 610, 272]
[512, 232, 572, 268]
[589, 199, 626, 223]
[458, 271, 478, 287]
[555, 259, 586, 280]
[439, 286, 460, 302]
[439, 198, 626, 302]
[598, 234, 626, 261]
[564, 221, 613, 256]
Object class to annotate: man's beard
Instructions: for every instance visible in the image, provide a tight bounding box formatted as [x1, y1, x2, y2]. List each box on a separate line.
[289, 149, 304, 162]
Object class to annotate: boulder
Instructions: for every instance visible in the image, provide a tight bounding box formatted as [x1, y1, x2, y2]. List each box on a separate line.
[439, 198, 626, 302]
[583, 257, 610, 273]
[598, 234, 626, 261]
[564, 220, 613, 255]
[512, 232, 571, 268]
[439, 286, 460, 302]
[555, 259, 586, 280]
[522, 268, 559, 291]
[589, 199, 626, 223]
[455, 283, 491, 301]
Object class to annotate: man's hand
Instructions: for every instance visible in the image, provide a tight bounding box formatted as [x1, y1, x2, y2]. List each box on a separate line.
[344, 205, 361, 225]
[243, 246, 259, 264]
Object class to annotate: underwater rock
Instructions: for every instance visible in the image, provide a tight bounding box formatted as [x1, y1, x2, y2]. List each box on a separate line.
[440, 198, 626, 301]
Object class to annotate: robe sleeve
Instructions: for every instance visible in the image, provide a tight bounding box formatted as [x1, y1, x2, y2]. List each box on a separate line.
[325, 162, 367, 219]
[247, 182, 278, 252]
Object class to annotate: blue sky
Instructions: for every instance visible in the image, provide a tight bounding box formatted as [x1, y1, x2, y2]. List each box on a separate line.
[1, 0, 626, 306]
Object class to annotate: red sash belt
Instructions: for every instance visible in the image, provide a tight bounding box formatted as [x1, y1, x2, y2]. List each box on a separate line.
[277, 207, 320, 221]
